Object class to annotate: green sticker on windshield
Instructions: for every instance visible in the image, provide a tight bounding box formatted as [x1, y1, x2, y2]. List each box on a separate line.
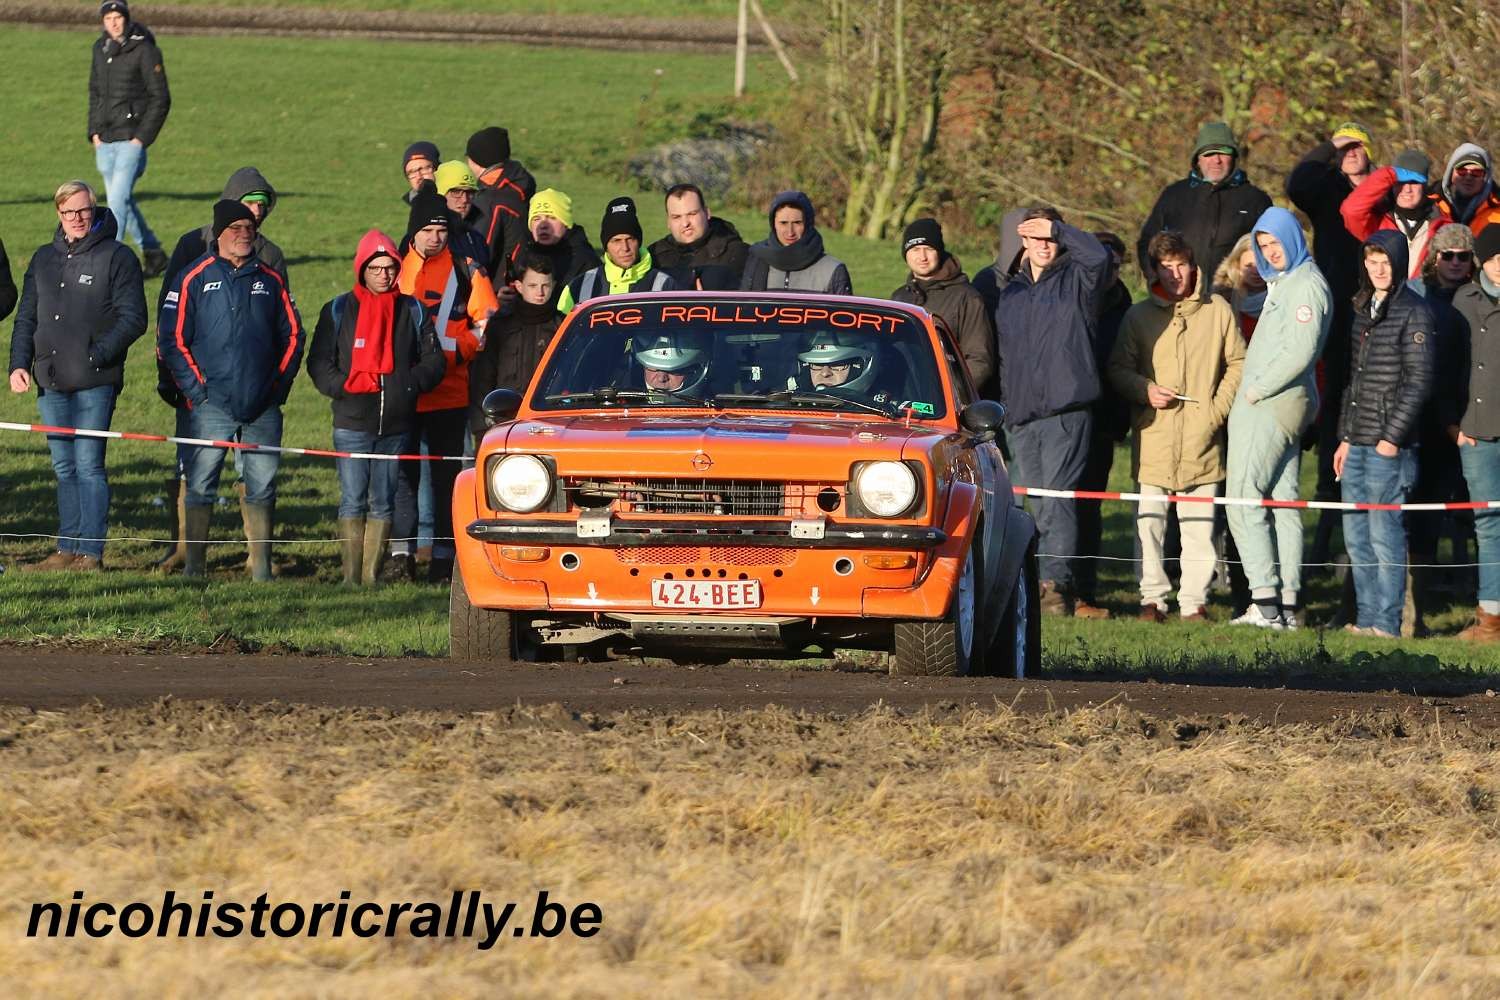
[908, 401, 935, 415]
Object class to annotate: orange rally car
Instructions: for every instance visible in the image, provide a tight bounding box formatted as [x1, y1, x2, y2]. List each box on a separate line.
[450, 293, 1039, 676]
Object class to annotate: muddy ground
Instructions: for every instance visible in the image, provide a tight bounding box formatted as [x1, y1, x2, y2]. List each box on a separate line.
[3, 647, 1499, 727]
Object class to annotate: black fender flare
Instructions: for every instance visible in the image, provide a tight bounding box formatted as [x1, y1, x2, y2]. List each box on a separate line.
[982, 503, 1037, 651]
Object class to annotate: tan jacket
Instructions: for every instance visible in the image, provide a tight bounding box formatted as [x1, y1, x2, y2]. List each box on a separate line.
[1108, 274, 1245, 490]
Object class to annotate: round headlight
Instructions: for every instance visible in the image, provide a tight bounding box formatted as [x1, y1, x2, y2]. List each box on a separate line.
[854, 461, 918, 517]
[490, 455, 552, 513]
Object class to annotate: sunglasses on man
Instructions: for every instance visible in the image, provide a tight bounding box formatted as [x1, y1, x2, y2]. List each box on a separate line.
[1454, 166, 1488, 179]
[1439, 250, 1473, 262]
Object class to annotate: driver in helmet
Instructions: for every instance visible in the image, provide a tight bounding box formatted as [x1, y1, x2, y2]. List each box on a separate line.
[794, 332, 878, 394]
[633, 331, 710, 395]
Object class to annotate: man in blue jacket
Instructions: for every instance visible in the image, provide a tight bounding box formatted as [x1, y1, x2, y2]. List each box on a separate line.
[158, 200, 303, 581]
[994, 206, 1111, 616]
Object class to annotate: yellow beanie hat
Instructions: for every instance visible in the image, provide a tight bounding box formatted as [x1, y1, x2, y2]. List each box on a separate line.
[1332, 122, 1372, 150]
[528, 188, 573, 229]
[434, 160, 478, 195]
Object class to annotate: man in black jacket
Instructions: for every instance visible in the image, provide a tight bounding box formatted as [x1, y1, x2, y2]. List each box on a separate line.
[1333, 229, 1435, 637]
[8, 180, 146, 571]
[0, 236, 16, 321]
[648, 184, 750, 291]
[466, 126, 535, 288]
[890, 218, 994, 390]
[1453, 225, 1500, 640]
[1287, 123, 1375, 559]
[1136, 122, 1271, 287]
[88, 1, 170, 277]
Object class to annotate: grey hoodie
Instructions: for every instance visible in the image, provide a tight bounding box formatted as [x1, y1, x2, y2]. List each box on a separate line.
[1441, 142, 1495, 225]
[971, 207, 1027, 315]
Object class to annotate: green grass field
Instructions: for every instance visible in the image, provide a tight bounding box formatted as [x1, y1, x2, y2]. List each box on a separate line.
[1, 25, 1496, 677]
[159, 0, 786, 16]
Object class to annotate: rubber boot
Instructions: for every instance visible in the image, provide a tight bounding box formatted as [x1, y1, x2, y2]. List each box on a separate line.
[243, 501, 274, 583]
[339, 517, 366, 585]
[183, 505, 212, 578]
[362, 519, 391, 586]
[154, 477, 187, 573]
[236, 481, 252, 573]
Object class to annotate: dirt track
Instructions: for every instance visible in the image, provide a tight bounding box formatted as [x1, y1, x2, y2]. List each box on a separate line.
[0, 1, 795, 52]
[2, 647, 1498, 726]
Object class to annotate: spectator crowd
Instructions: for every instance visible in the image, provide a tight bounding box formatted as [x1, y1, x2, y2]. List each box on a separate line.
[7, 3, 1500, 643]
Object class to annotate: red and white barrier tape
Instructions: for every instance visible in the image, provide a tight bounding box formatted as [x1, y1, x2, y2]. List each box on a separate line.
[1013, 486, 1498, 514]
[2, 422, 1493, 512]
[0, 421, 466, 462]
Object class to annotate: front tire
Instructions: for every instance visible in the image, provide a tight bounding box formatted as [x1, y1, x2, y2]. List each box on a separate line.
[891, 540, 985, 676]
[449, 564, 515, 661]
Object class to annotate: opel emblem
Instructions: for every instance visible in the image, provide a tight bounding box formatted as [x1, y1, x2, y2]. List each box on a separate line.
[691, 451, 714, 472]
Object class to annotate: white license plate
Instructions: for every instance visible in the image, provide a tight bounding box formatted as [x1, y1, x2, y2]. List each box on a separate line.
[650, 579, 762, 610]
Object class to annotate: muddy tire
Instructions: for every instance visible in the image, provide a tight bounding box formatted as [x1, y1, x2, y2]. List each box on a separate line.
[891, 541, 984, 677]
[991, 537, 1040, 679]
[449, 565, 514, 661]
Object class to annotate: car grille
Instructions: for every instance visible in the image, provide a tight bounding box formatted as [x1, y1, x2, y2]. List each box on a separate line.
[614, 546, 797, 566]
[565, 478, 838, 518]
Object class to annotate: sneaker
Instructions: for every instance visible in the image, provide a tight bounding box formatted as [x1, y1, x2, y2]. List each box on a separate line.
[1231, 606, 1284, 630]
[1279, 611, 1299, 631]
[1138, 604, 1167, 624]
[1073, 599, 1111, 620]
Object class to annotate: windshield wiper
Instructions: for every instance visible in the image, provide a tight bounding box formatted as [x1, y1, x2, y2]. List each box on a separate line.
[544, 388, 719, 408]
[715, 390, 898, 418]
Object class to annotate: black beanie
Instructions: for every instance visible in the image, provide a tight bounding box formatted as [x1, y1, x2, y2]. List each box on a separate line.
[99, 1, 128, 17]
[211, 199, 256, 239]
[402, 141, 439, 170]
[407, 182, 450, 241]
[600, 196, 643, 245]
[901, 218, 945, 257]
[465, 127, 510, 169]
[1477, 224, 1500, 266]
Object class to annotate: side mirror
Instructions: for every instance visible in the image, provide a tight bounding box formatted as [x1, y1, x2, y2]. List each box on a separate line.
[960, 400, 1005, 441]
[482, 388, 522, 427]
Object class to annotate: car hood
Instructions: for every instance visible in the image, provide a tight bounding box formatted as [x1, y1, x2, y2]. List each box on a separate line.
[496, 413, 944, 478]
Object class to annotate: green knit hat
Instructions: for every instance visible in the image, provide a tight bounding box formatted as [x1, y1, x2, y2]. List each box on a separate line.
[1192, 121, 1238, 162]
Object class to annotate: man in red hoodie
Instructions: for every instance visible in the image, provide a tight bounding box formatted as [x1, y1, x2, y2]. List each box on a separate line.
[1341, 149, 1453, 280]
[394, 185, 498, 583]
[308, 230, 445, 584]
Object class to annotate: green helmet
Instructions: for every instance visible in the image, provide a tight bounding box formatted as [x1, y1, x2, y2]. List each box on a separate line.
[798, 331, 877, 391]
[634, 332, 710, 393]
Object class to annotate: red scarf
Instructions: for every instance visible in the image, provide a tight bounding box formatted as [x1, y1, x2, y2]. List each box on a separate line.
[344, 284, 396, 394]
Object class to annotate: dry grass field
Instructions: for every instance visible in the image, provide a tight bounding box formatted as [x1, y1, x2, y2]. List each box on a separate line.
[5, 700, 1500, 996]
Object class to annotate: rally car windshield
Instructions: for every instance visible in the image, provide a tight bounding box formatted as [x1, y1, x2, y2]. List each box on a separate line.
[531, 299, 950, 420]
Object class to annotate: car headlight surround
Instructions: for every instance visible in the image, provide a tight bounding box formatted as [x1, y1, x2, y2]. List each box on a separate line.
[852, 461, 919, 518]
[489, 454, 554, 513]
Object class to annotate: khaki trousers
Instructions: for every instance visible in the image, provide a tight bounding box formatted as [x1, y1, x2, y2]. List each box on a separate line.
[1138, 482, 1220, 614]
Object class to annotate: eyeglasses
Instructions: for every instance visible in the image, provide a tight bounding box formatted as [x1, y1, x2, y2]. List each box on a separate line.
[365, 263, 400, 274]
[405, 164, 435, 180]
[1454, 167, 1488, 179]
[1439, 250, 1473, 262]
[58, 207, 94, 219]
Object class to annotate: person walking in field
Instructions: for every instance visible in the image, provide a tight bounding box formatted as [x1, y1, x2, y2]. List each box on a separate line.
[1224, 208, 1332, 630]
[88, 1, 170, 277]
[1333, 231, 1435, 638]
[1109, 231, 1244, 622]
[308, 230, 445, 585]
[157, 200, 304, 582]
[8, 180, 146, 571]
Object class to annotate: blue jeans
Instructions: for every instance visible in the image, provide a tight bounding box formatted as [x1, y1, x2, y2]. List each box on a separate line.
[1461, 440, 1500, 604]
[95, 140, 158, 251]
[1341, 444, 1417, 634]
[333, 428, 409, 521]
[1006, 409, 1091, 588]
[36, 384, 118, 558]
[184, 402, 282, 508]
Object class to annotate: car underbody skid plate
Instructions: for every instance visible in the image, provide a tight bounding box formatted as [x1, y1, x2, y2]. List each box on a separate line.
[605, 614, 806, 645]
